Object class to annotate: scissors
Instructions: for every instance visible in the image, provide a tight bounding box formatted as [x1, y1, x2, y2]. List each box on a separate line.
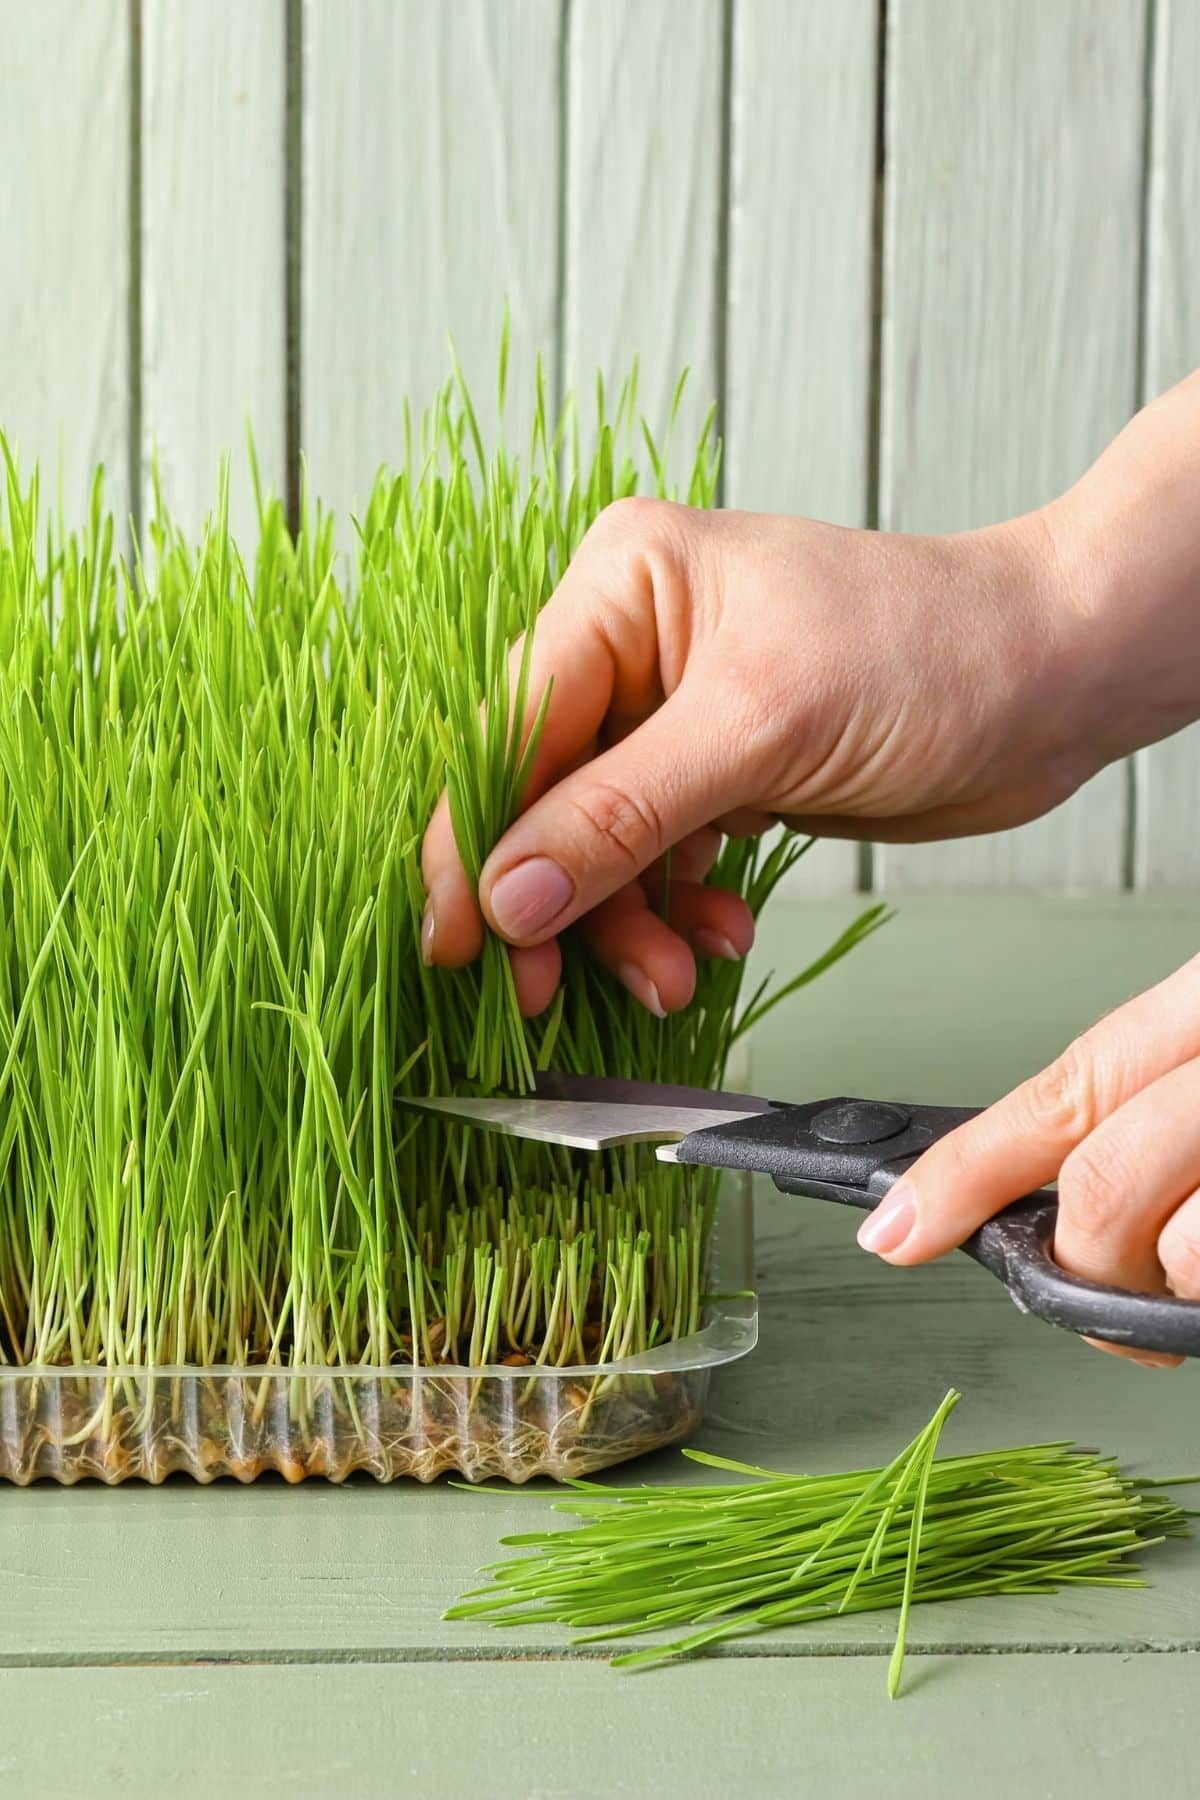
[407, 1072, 1200, 1359]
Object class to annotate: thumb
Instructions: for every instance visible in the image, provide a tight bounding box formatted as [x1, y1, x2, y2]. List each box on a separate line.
[479, 687, 739, 945]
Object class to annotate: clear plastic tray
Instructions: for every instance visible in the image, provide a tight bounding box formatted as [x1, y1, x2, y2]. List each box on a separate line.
[0, 1170, 755, 1485]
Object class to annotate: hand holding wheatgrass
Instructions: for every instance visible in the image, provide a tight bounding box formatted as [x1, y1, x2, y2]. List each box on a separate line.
[422, 370, 1200, 1347]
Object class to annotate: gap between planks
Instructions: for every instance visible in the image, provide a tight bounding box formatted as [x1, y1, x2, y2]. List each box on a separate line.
[2, 1639, 1198, 1673]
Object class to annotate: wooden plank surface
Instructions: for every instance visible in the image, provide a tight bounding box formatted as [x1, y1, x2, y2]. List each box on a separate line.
[141, 0, 286, 540]
[726, 0, 877, 529]
[725, 0, 877, 526]
[1, 896, 1197, 1667]
[724, 0, 877, 898]
[1135, 0, 1200, 885]
[301, 0, 561, 527]
[563, 0, 724, 462]
[878, 0, 1146, 891]
[2, 1652, 1197, 1800]
[0, 0, 131, 526]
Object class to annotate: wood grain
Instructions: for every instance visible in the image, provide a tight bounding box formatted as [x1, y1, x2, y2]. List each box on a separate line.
[141, 0, 287, 541]
[0, 0, 130, 527]
[2, 897, 1197, 1664]
[1, 1656, 1195, 1798]
[1135, 0, 1200, 886]
[301, 0, 561, 527]
[725, 0, 877, 526]
[724, 0, 877, 897]
[563, 0, 725, 463]
[878, 0, 1146, 891]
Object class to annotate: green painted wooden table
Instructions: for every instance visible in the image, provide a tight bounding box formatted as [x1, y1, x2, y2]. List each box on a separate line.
[3, 896, 1198, 1799]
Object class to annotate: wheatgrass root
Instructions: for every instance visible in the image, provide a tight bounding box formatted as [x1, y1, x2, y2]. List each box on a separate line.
[0, 1368, 704, 1484]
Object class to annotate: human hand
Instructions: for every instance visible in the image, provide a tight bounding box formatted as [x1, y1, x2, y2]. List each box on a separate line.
[856, 954, 1200, 1368]
[421, 494, 1091, 1016]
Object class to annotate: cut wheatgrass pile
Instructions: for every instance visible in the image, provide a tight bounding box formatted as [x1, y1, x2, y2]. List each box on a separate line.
[0, 349, 886, 1482]
[449, 1389, 1197, 1697]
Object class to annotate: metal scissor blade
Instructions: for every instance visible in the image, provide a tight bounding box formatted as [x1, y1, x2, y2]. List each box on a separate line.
[402, 1094, 766, 1151]
[528, 1065, 773, 1108]
[533, 1070, 775, 1113]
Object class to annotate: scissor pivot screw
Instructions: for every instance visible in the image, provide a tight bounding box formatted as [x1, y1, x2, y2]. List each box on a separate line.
[810, 1101, 911, 1145]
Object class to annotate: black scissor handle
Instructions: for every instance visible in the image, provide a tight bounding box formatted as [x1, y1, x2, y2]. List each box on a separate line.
[675, 1097, 1200, 1359]
[963, 1190, 1200, 1356]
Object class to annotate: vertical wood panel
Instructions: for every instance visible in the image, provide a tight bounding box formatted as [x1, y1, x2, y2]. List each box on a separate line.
[142, 1, 286, 541]
[726, 0, 878, 896]
[0, 0, 130, 525]
[1135, 0, 1200, 886]
[726, 0, 877, 525]
[879, 0, 1145, 892]
[563, 0, 724, 460]
[302, 0, 561, 525]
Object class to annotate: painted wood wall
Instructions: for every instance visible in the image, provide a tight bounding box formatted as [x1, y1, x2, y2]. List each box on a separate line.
[1, 0, 1197, 894]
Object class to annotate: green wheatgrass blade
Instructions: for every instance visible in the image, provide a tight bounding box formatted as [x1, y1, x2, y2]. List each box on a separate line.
[447, 1391, 1196, 1694]
[886, 1387, 958, 1697]
[0, 348, 887, 1374]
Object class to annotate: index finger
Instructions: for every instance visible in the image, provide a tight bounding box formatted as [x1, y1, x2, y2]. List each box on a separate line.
[857, 954, 1200, 1266]
[420, 513, 666, 958]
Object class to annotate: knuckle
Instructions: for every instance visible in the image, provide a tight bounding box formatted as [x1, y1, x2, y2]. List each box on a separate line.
[568, 779, 665, 873]
[1022, 1043, 1095, 1140]
[588, 494, 664, 550]
[1057, 1137, 1134, 1242]
[578, 498, 690, 639]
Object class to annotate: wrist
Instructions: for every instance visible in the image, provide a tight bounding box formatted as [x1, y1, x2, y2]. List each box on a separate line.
[1041, 373, 1200, 762]
[947, 508, 1114, 801]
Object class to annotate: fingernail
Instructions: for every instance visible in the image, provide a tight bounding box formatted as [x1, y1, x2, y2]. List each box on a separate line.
[857, 1183, 916, 1257]
[421, 901, 436, 967]
[692, 929, 742, 962]
[617, 961, 667, 1019]
[488, 857, 575, 940]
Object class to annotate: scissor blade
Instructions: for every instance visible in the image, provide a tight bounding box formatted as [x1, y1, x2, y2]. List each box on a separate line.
[534, 1071, 775, 1113]
[404, 1095, 765, 1151]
